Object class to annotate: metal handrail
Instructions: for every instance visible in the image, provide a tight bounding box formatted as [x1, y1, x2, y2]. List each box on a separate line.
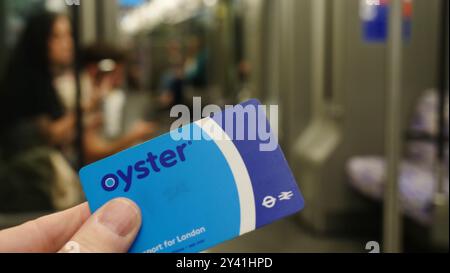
[384, 0, 404, 253]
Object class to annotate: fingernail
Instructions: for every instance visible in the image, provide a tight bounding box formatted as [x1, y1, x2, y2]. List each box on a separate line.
[98, 198, 140, 237]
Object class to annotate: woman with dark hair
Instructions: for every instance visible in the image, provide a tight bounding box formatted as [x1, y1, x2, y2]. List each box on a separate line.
[0, 12, 75, 151]
[0, 12, 81, 213]
[0, 12, 155, 214]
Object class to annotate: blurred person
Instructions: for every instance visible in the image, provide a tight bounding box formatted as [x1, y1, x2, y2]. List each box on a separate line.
[347, 89, 449, 225]
[158, 40, 185, 109]
[184, 35, 207, 89]
[0, 12, 75, 150]
[0, 12, 82, 212]
[182, 35, 209, 113]
[75, 43, 158, 164]
[0, 12, 155, 213]
[158, 36, 208, 112]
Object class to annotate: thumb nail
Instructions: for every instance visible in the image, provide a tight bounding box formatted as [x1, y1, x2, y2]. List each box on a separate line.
[97, 198, 140, 237]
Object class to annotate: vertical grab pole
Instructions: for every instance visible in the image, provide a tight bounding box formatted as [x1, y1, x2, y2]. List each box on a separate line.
[436, 0, 449, 203]
[0, 0, 6, 77]
[384, 0, 403, 253]
[71, 5, 84, 169]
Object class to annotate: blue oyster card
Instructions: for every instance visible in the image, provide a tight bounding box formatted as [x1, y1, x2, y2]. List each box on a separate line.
[79, 99, 304, 253]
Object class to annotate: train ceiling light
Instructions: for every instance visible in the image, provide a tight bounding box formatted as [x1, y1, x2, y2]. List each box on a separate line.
[120, 0, 215, 34]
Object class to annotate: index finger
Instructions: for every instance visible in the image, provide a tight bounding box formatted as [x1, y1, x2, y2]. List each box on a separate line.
[0, 203, 90, 253]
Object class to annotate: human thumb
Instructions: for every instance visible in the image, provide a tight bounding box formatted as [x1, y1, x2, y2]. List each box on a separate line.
[59, 198, 141, 253]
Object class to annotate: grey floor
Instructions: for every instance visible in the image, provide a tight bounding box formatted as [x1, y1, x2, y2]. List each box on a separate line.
[208, 216, 366, 253]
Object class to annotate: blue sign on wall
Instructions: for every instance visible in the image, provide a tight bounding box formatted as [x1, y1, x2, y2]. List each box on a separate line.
[360, 0, 412, 43]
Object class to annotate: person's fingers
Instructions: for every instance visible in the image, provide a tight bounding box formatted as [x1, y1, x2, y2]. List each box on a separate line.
[0, 203, 90, 253]
[59, 198, 141, 253]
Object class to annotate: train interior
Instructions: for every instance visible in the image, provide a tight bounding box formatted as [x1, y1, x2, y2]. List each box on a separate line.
[0, 0, 448, 252]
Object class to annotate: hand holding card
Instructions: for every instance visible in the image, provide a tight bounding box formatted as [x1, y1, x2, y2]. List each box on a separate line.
[79, 99, 304, 253]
